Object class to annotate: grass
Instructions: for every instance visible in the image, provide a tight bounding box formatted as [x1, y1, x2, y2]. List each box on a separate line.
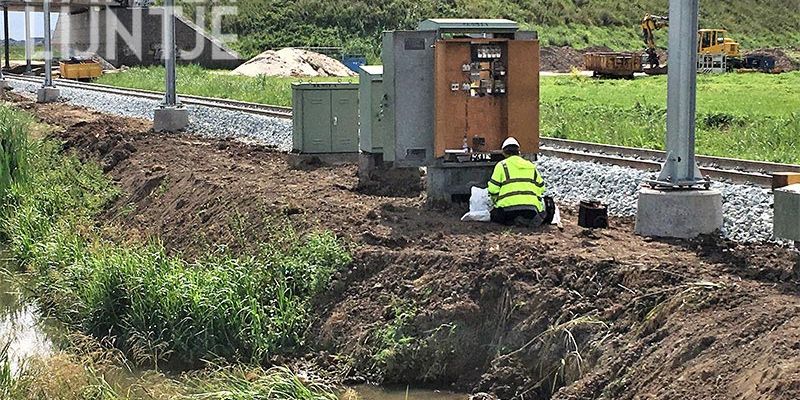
[203, 0, 800, 59]
[541, 71, 800, 163]
[98, 65, 800, 163]
[0, 104, 352, 369]
[95, 64, 357, 107]
[0, 334, 339, 399]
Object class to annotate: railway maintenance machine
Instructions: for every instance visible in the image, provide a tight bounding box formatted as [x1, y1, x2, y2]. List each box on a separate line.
[360, 19, 540, 203]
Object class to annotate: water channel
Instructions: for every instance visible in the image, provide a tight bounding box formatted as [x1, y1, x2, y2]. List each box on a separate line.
[0, 256, 467, 399]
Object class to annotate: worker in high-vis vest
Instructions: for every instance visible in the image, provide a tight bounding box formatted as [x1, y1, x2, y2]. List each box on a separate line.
[487, 137, 547, 226]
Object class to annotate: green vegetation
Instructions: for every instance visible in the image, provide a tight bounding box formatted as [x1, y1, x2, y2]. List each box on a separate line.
[541, 71, 800, 163]
[1, 338, 339, 399]
[96, 65, 355, 107]
[203, 0, 800, 59]
[0, 105, 351, 369]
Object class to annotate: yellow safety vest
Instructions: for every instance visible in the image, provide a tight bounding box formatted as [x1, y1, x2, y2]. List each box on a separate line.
[487, 156, 546, 212]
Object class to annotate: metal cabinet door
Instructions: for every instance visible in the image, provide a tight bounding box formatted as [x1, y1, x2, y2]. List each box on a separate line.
[331, 89, 359, 153]
[301, 90, 333, 153]
[383, 30, 437, 166]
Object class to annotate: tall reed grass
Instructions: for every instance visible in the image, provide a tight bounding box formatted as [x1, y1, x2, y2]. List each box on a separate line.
[0, 105, 351, 368]
[0, 108, 30, 207]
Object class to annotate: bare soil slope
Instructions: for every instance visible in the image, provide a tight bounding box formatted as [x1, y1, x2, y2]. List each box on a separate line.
[11, 96, 800, 400]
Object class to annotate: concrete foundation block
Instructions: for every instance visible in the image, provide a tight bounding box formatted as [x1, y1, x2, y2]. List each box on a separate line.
[288, 152, 359, 169]
[357, 152, 421, 197]
[36, 87, 60, 103]
[153, 106, 190, 132]
[635, 188, 723, 239]
[774, 184, 800, 242]
[427, 162, 495, 205]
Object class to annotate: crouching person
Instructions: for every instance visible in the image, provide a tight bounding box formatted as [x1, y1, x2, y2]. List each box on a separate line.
[487, 137, 547, 227]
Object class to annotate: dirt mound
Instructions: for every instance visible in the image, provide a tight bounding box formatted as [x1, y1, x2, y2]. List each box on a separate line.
[12, 96, 800, 399]
[233, 48, 357, 77]
[540, 46, 585, 72]
[745, 48, 800, 72]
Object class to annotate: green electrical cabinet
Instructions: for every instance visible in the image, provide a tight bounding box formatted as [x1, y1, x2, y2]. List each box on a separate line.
[358, 65, 387, 155]
[292, 82, 359, 154]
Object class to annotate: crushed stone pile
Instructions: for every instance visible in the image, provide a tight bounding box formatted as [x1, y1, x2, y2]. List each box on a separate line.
[233, 48, 356, 77]
[744, 48, 800, 72]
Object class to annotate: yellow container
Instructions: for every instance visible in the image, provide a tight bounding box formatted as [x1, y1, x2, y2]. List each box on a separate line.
[59, 61, 102, 80]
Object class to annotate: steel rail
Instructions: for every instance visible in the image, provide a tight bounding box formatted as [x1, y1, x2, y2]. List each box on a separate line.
[5, 73, 293, 119]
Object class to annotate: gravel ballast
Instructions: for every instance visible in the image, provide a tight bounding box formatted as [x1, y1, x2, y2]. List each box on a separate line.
[8, 79, 777, 243]
[8, 79, 293, 151]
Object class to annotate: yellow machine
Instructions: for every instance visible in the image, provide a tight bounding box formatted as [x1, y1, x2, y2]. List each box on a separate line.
[59, 58, 103, 81]
[640, 14, 669, 68]
[697, 29, 740, 57]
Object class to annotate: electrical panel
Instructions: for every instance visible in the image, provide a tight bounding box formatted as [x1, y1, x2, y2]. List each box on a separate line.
[434, 37, 539, 160]
[382, 20, 540, 167]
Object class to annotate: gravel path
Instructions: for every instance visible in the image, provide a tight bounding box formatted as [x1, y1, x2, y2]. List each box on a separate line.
[8, 79, 293, 151]
[7, 79, 778, 243]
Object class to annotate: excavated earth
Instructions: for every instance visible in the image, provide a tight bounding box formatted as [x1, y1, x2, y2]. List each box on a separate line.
[8, 95, 800, 400]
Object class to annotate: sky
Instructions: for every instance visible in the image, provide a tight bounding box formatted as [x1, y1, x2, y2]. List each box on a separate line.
[1, 11, 61, 40]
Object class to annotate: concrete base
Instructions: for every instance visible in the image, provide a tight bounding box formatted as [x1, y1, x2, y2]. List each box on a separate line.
[774, 184, 800, 242]
[357, 152, 422, 197]
[36, 87, 60, 103]
[0, 79, 10, 90]
[635, 188, 723, 239]
[288, 152, 359, 169]
[153, 106, 190, 132]
[427, 161, 495, 205]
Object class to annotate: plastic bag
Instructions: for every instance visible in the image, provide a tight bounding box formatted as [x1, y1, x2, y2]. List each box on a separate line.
[461, 187, 492, 222]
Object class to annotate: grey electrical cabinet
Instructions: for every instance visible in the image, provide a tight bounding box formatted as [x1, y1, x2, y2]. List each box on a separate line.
[382, 30, 437, 166]
[358, 66, 387, 154]
[292, 82, 359, 154]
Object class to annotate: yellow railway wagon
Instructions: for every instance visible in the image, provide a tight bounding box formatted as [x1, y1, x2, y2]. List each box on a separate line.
[59, 60, 103, 80]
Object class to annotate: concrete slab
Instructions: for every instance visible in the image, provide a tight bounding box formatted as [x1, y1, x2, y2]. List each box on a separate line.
[36, 87, 60, 103]
[153, 107, 189, 132]
[427, 161, 494, 205]
[774, 184, 800, 242]
[635, 188, 723, 239]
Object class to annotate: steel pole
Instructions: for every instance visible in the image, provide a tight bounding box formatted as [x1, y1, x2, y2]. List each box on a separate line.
[163, 0, 177, 106]
[3, 6, 10, 69]
[655, 0, 704, 187]
[24, 4, 32, 73]
[43, 0, 53, 87]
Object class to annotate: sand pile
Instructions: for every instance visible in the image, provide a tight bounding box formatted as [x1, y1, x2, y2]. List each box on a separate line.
[233, 48, 356, 77]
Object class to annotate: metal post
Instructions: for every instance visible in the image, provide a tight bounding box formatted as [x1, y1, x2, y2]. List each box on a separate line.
[653, 0, 705, 188]
[3, 6, 10, 69]
[24, 4, 32, 74]
[42, 0, 53, 87]
[152, 1, 188, 132]
[163, 0, 177, 106]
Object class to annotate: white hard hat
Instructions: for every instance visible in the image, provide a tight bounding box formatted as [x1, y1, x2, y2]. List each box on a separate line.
[502, 137, 520, 149]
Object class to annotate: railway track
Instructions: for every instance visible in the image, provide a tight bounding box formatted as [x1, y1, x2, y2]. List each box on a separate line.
[540, 138, 798, 188]
[5, 74, 794, 188]
[5, 73, 294, 119]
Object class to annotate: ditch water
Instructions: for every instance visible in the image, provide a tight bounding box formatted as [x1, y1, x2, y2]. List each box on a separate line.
[0, 255, 468, 399]
[346, 385, 469, 400]
[0, 257, 63, 374]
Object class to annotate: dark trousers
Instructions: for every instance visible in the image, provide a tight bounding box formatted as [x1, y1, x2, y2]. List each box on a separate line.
[490, 207, 545, 227]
